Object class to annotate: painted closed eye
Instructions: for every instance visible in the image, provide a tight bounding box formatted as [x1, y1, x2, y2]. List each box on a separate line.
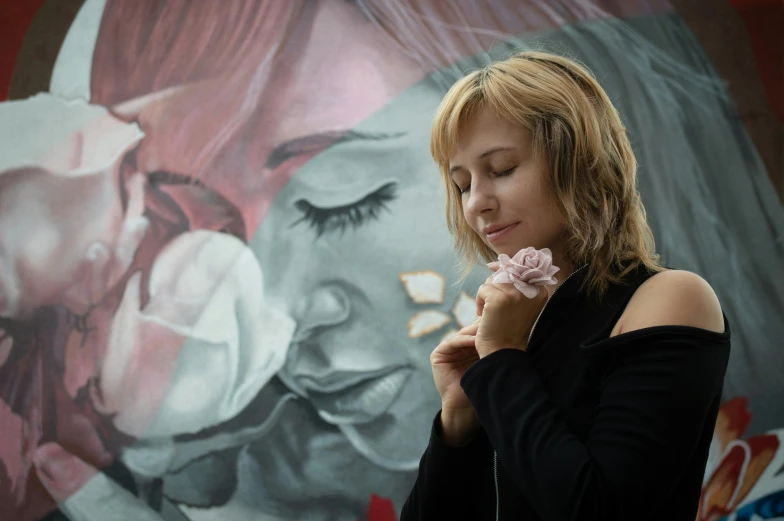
[292, 183, 398, 237]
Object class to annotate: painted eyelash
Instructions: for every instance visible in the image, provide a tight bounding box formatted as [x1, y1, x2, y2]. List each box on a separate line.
[292, 183, 398, 237]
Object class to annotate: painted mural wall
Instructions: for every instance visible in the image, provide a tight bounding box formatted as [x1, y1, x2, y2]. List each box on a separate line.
[1, 1, 783, 520]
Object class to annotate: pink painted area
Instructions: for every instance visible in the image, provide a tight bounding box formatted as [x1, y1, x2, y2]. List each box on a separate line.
[0, 399, 29, 505]
[89, 0, 676, 234]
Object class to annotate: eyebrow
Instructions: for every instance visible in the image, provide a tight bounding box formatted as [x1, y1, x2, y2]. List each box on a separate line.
[449, 146, 516, 175]
[265, 129, 406, 169]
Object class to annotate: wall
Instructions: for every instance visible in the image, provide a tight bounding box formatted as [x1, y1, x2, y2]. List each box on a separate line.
[1, 1, 783, 520]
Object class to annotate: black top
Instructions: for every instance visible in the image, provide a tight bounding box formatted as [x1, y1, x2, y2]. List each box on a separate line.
[401, 265, 731, 521]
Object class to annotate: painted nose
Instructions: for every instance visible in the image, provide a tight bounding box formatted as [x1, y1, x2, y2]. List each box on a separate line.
[281, 283, 352, 393]
[291, 283, 351, 343]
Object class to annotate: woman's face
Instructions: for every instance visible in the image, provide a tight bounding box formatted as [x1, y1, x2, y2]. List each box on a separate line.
[448, 107, 567, 260]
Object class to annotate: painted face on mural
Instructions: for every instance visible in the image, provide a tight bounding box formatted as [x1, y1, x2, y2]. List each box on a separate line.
[251, 2, 487, 472]
[23, 0, 486, 516]
[71, 2, 487, 515]
[256, 101, 464, 470]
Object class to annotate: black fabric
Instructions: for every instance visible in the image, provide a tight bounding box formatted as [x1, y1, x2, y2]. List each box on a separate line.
[401, 266, 731, 520]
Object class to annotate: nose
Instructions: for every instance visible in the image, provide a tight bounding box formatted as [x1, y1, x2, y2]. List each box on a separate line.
[464, 179, 498, 217]
[281, 283, 352, 391]
[291, 283, 351, 343]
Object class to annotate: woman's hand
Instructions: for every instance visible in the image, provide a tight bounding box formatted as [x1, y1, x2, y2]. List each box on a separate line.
[474, 263, 548, 358]
[430, 321, 482, 445]
[430, 321, 481, 413]
[34, 443, 166, 521]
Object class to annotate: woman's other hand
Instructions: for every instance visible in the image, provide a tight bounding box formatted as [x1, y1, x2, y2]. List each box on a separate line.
[474, 263, 548, 358]
[429, 322, 481, 445]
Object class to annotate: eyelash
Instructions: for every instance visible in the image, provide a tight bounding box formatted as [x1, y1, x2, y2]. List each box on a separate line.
[292, 183, 398, 237]
[459, 167, 515, 195]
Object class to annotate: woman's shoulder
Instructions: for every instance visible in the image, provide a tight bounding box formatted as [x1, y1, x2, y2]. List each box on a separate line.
[612, 269, 726, 337]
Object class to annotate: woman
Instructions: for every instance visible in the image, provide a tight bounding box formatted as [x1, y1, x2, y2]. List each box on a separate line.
[402, 51, 730, 520]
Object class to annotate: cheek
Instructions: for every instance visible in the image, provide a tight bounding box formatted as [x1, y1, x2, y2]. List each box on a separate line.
[461, 203, 477, 231]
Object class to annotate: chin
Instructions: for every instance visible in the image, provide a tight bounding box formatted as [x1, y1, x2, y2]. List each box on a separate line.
[493, 246, 522, 258]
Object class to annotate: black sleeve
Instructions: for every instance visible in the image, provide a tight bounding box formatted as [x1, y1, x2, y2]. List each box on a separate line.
[400, 410, 492, 521]
[460, 328, 730, 521]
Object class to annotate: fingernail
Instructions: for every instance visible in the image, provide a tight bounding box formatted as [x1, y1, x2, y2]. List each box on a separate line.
[36, 448, 76, 483]
[34, 443, 98, 502]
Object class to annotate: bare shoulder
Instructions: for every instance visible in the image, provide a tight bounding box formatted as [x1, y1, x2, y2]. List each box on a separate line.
[613, 270, 725, 336]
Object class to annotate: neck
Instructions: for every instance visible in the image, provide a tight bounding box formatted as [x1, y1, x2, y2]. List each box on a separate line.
[544, 250, 574, 299]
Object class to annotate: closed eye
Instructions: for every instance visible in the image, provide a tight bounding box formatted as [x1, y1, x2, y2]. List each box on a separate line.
[291, 183, 398, 237]
[495, 167, 515, 178]
[458, 167, 515, 195]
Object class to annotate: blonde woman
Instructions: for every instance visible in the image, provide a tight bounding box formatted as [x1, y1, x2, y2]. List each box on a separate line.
[402, 51, 730, 521]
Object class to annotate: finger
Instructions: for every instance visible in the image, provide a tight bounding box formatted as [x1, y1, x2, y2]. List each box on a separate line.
[475, 283, 499, 316]
[458, 321, 480, 335]
[35, 443, 166, 521]
[0, 331, 11, 368]
[431, 339, 478, 364]
[84, 242, 111, 305]
[435, 334, 476, 355]
[487, 261, 500, 272]
[34, 443, 98, 503]
[493, 282, 521, 296]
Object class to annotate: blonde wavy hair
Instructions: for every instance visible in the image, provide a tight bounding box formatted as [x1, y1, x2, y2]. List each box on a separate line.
[431, 51, 663, 298]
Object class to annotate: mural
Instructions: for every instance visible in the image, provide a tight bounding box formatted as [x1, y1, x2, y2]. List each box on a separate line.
[0, 1, 782, 520]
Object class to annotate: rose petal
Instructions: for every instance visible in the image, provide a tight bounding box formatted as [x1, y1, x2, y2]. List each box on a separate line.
[494, 248, 560, 297]
[0, 93, 143, 176]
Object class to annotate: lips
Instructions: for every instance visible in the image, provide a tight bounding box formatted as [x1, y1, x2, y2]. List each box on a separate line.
[308, 367, 412, 425]
[483, 222, 516, 235]
[483, 222, 518, 242]
[281, 353, 414, 426]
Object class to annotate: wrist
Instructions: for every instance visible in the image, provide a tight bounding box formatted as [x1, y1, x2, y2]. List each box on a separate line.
[439, 408, 479, 447]
[477, 341, 528, 358]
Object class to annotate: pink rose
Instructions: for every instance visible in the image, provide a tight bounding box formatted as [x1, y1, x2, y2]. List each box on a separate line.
[492, 247, 560, 298]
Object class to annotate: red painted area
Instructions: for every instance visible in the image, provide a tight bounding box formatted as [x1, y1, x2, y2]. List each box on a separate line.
[728, 0, 784, 122]
[0, 0, 47, 100]
[357, 494, 398, 521]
